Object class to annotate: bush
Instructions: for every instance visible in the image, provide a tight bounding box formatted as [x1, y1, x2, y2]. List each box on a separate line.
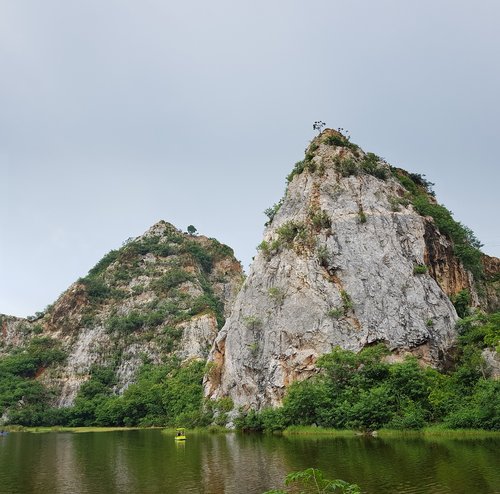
[359, 153, 388, 180]
[81, 277, 112, 302]
[268, 287, 285, 305]
[152, 268, 193, 293]
[309, 208, 331, 230]
[264, 199, 284, 225]
[336, 158, 358, 177]
[184, 241, 213, 273]
[413, 264, 428, 275]
[107, 311, 147, 333]
[276, 221, 306, 245]
[287, 160, 306, 183]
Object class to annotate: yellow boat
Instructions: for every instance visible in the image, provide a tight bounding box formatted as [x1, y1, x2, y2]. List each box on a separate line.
[174, 428, 186, 441]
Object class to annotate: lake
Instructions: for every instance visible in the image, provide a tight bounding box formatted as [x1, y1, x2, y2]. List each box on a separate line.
[0, 430, 498, 493]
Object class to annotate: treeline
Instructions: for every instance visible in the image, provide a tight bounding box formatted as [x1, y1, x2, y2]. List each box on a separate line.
[4, 358, 230, 428]
[1, 312, 498, 430]
[236, 312, 500, 432]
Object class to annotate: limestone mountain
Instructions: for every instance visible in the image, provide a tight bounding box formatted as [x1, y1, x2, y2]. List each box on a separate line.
[204, 129, 500, 410]
[0, 221, 243, 409]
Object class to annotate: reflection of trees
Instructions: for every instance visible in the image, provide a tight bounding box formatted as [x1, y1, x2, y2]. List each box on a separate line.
[279, 435, 500, 494]
[200, 433, 288, 493]
[0, 432, 498, 493]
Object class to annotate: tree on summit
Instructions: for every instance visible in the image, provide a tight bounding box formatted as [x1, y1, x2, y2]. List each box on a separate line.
[313, 121, 326, 134]
[187, 225, 197, 235]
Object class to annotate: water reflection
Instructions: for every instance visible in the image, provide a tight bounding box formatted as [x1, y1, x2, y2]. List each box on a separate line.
[0, 431, 498, 494]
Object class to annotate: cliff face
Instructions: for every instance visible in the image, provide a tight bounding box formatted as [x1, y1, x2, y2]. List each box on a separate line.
[205, 129, 497, 410]
[480, 255, 500, 313]
[0, 221, 243, 407]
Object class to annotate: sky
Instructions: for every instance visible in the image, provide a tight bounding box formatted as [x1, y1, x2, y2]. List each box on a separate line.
[1, 0, 499, 317]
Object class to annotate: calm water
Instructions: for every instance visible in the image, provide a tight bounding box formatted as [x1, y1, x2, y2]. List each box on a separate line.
[0, 430, 498, 494]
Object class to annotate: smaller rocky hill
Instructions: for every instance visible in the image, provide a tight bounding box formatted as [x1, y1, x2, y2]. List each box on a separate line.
[0, 221, 243, 409]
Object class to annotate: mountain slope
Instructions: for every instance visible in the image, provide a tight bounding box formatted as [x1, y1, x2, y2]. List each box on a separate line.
[0, 221, 243, 412]
[205, 129, 499, 410]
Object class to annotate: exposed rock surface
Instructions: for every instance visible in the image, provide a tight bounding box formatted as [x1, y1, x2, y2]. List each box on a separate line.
[205, 129, 499, 410]
[480, 255, 500, 312]
[0, 221, 243, 407]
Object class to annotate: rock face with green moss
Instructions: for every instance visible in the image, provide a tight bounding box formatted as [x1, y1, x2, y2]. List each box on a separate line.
[205, 129, 500, 411]
[0, 221, 243, 409]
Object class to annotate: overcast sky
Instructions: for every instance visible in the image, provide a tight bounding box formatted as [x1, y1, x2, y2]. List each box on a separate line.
[1, 0, 499, 317]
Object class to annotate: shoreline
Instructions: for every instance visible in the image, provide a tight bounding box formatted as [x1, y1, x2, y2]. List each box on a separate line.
[3, 424, 499, 437]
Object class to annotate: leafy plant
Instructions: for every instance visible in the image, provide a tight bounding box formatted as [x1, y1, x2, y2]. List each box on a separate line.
[276, 221, 307, 245]
[317, 245, 332, 268]
[413, 264, 428, 275]
[263, 468, 361, 494]
[340, 290, 353, 314]
[452, 289, 471, 318]
[268, 287, 285, 305]
[309, 208, 331, 230]
[358, 211, 367, 224]
[335, 158, 358, 177]
[264, 199, 284, 226]
[359, 153, 388, 180]
[243, 316, 262, 330]
[327, 308, 343, 319]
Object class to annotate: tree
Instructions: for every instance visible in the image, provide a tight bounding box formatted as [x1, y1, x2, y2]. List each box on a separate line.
[313, 121, 326, 134]
[187, 225, 197, 235]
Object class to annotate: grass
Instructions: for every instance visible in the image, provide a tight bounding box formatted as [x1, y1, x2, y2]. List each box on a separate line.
[282, 426, 357, 437]
[5, 426, 150, 433]
[377, 426, 500, 439]
[160, 425, 233, 435]
[281, 425, 500, 438]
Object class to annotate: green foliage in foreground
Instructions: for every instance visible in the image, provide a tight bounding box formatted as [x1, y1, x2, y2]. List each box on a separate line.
[263, 468, 360, 494]
[237, 312, 500, 433]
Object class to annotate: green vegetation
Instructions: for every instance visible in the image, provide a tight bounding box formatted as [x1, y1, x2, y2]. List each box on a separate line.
[0, 338, 67, 426]
[152, 268, 193, 294]
[392, 169, 483, 279]
[243, 316, 262, 330]
[327, 308, 344, 319]
[316, 245, 332, 268]
[268, 287, 285, 305]
[452, 289, 472, 318]
[413, 264, 428, 275]
[359, 153, 389, 180]
[3, 358, 216, 428]
[276, 221, 308, 245]
[335, 158, 358, 177]
[309, 208, 331, 230]
[263, 468, 361, 494]
[340, 290, 353, 313]
[257, 240, 272, 258]
[264, 199, 284, 226]
[323, 133, 359, 153]
[236, 312, 500, 433]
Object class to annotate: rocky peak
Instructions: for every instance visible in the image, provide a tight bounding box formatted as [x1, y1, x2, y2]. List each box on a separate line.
[1, 221, 244, 407]
[205, 129, 498, 410]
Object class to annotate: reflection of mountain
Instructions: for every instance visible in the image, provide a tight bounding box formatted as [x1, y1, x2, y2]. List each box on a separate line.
[0, 432, 498, 493]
